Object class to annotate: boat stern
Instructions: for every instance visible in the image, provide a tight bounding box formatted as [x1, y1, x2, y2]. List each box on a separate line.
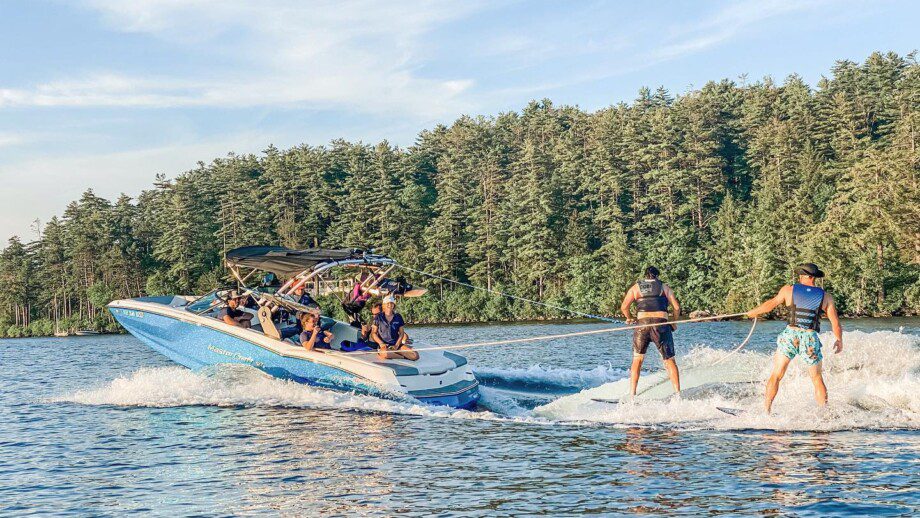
[410, 378, 480, 409]
[387, 351, 480, 410]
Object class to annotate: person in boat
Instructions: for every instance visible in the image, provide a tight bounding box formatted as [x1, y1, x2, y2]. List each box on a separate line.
[219, 290, 254, 328]
[298, 312, 333, 351]
[745, 263, 843, 414]
[371, 295, 418, 361]
[619, 266, 682, 397]
[359, 302, 382, 342]
[291, 283, 321, 313]
[343, 276, 373, 328]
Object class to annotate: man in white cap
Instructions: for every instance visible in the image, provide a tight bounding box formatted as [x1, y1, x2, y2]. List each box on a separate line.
[371, 295, 418, 361]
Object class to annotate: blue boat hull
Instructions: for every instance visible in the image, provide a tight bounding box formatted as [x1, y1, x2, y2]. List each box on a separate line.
[110, 306, 479, 409]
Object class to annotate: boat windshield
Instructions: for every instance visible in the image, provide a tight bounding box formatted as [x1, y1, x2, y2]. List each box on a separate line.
[186, 290, 223, 314]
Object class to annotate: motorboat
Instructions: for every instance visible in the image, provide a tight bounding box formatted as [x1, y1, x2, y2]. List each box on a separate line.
[108, 246, 480, 409]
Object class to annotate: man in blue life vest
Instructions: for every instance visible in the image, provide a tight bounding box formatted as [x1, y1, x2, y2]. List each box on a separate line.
[620, 266, 682, 397]
[746, 263, 844, 414]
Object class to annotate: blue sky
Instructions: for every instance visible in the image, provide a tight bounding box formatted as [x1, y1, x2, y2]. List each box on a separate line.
[0, 0, 917, 241]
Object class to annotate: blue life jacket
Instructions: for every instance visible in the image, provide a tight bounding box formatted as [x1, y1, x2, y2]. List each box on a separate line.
[788, 283, 825, 331]
[637, 279, 668, 312]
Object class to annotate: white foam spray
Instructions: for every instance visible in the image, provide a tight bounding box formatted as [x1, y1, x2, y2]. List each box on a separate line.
[535, 330, 920, 431]
[49, 364, 550, 425]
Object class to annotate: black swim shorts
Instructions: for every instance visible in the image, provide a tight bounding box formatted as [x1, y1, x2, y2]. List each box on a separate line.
[632, 318, 675, 360]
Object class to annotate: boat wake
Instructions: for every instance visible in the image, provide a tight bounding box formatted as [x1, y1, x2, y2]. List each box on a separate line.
[49, 363, 547, 424]
[52, 329, 918, 432]
[535, 330, 920, 431]
[475, 363, 626, 394]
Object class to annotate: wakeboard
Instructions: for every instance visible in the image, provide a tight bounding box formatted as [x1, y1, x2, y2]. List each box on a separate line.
[716, 406, 745, 416]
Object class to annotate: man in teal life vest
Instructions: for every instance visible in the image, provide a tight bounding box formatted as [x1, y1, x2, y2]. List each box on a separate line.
[746, 263, 844, 413]
[620, 266, 682, 397]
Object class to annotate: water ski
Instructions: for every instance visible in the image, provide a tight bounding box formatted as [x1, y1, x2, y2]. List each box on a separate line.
[716, 406, 745, 416]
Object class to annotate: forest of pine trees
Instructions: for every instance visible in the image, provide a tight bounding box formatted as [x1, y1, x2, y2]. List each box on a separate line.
[0, 52, 917, 336]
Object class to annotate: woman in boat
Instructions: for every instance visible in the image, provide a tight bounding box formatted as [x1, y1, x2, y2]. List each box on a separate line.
[371, 295, 419, 361]
[343, 275, 373, 328]
[298, 312, 333, 351]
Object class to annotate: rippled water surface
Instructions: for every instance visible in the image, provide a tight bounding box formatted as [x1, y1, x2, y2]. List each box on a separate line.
[2, 318, 918, 516]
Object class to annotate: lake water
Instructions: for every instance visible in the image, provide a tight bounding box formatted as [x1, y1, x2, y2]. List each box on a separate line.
[1, 318, 918, 515]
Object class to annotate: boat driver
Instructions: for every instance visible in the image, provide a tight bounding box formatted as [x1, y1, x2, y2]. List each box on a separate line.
[220, 290, 254, 329]
[371, 295, 419, 361]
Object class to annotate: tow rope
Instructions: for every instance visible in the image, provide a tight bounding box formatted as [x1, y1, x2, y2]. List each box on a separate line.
[712, 317, 758, 365]
[395, 264, 621, 324]
[344, 312, 749, 355]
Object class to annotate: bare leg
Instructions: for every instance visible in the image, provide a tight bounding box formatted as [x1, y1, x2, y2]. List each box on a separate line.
[630, 354, 644, 396]
[395, 346, 419, 361]
[663, 358, 680, 394]
[808, 362, 827, 407]
[765, 353, 792, 414]
[378, 346, 419, 361]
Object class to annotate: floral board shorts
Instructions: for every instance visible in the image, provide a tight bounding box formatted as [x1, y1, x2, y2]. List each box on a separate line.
[776, 326, 823, 366]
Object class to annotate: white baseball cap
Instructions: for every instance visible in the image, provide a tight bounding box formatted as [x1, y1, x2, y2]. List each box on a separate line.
[382, 294, 396, 304]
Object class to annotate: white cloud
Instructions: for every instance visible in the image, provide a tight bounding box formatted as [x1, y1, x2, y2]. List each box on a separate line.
[0, 1, 488, 119]
[650, 0, 830, 61]
[0, 74, 203, 108]
[0, 133, 26, 148]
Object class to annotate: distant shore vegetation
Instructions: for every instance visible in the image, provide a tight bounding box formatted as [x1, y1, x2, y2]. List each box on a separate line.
[0, 51, 917, 337]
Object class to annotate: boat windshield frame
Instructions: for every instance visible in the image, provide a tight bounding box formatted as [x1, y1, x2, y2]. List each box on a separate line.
[186, 288, 226, 314]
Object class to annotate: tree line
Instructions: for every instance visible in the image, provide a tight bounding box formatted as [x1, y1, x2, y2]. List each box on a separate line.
[1, 51, 917, 337]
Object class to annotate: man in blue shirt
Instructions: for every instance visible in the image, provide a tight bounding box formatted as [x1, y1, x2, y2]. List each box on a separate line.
[371, 295, 418, 361]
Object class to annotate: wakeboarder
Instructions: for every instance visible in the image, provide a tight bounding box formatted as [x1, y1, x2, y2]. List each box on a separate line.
[620, 266, 682, 397]
[745, 263, 843, 414]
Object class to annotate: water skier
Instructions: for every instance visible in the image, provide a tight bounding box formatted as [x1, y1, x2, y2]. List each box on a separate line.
[746, 263, 843, 414]
[620, 266, 682, 397]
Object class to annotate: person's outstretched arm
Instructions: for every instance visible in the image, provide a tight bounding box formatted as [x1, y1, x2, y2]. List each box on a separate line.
[746, 286, 789, 318]
[824, 294, 843, 353]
